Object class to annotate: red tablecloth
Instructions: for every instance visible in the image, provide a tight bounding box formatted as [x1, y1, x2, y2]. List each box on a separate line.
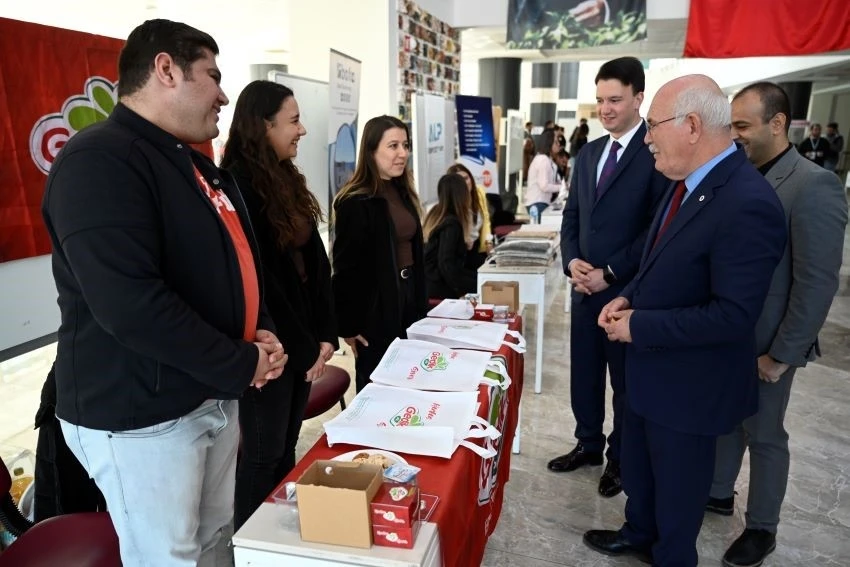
[274, 317, 524, 567]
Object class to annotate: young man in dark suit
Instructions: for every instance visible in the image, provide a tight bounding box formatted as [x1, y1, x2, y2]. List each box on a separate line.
[553, 56, 667, 498]
[710, 82, 847, 567]
[584, 75, 787, 566]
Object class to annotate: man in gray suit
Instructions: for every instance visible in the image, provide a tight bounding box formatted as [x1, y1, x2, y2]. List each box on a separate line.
[708, 82, 848, 567]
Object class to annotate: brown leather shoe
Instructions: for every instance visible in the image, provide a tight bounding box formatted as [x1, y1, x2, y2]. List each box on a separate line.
[547, 443, 603, 472]
[598, 460, 622, 497]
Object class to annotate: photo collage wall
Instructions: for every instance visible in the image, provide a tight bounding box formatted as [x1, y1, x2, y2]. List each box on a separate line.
[397, 0, 461, 124]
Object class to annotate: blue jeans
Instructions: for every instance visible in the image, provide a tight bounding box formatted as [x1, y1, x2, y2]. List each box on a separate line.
[526, 202, 549, 218]
[60, 399, 238, 567]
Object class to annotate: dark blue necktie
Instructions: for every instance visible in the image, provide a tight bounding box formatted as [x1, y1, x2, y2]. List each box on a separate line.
[596, 140, 621, 199]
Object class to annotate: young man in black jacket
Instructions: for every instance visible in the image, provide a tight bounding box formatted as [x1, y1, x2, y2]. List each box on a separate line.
[41, 19, 286, 566]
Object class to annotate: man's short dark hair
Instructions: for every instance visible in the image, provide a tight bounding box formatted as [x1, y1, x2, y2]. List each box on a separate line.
[733, 82, 792, 134]
[118, 19, 219, 98]
[595, 57, 645, 94]
[828, 121, 839, 130]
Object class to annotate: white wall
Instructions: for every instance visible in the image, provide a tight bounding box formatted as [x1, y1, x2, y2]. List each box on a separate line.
[287, 0, 395, 146]
[452, 0, 509, 27]
[643, 55, 850, 106]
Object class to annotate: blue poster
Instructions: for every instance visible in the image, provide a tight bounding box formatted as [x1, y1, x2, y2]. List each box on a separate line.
[455, 94, 500, 194]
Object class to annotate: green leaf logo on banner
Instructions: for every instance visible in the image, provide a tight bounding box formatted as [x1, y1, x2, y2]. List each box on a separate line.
[29, 76, 118, 175]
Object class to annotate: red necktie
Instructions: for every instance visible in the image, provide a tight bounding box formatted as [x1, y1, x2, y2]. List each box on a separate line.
[653, 181, 687, 247]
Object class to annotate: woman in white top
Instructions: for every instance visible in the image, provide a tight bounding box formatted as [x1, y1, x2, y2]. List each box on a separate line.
[524, 128, 563, 217]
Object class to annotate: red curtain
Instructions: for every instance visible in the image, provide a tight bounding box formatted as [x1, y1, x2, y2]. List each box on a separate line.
[684, 0, 850, 58]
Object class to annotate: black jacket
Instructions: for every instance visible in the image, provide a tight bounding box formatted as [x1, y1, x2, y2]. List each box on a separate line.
[229, 165, 338, 377]
[42, 103, 274, 431]
[424, 215, 477, 299]
[332, 187, 427, 347]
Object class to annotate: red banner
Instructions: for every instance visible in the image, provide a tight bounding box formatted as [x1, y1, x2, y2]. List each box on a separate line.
[0, 19, 124, 263]
[684, 1, 850, 58]
[0, 18, 214, 264]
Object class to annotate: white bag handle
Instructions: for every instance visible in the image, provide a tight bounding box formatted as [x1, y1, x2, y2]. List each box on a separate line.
[502, 329, 527, 353]
[484, 360, 512, 390]
[458, 438, 497, 459]
[466, 415, 502, 440]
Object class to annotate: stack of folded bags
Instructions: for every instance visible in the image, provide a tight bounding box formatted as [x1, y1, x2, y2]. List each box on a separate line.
[489, 239, 555, 266]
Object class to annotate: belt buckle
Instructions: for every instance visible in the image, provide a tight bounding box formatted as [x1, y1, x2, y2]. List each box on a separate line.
[399, 268, 411, 279]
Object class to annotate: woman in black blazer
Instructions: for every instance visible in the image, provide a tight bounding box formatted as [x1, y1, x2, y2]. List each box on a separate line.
[332, 115, 427, 392]
[222, 80, 338, 529]
[423, 173, 478, 299]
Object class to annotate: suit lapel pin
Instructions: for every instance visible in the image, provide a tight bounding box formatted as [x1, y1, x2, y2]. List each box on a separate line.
[698, 195, 705, 202]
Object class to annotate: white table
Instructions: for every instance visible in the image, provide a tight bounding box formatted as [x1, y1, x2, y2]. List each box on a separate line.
[234, 503, 441, 567]
[477, 260, 563, 396]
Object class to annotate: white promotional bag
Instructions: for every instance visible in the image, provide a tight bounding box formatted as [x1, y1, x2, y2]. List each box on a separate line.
[406, 317, 526, 353]
[371, 338, 511, 392]
[426, 298, 474, 320]
[323, 384, 501, 459]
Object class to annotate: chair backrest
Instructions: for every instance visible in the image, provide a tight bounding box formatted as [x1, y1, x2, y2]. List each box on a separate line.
[0, 512, 121, 567]
[303, 365, 350, 420]
[0, 455, 12, 495]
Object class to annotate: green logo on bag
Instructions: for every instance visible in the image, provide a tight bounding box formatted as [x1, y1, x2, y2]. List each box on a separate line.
[421, 352, 448, 372]
[391, 406, 424, 427]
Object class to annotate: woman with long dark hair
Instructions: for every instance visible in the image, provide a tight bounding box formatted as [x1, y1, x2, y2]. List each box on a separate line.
[446, 162, 492, 269]
[332, 115, 427, 392]
[221, 80, 338, 528]
[524, 128, 563, 217]
[423, 173, 478, 299]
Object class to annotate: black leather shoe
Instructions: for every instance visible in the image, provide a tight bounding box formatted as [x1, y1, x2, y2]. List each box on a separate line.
[722, 529, 776, 567]
[706, 493, 736, 516]
[583, 530, 652, 564]
[598, 460, 622, 497]
[547, 443, 603, 472]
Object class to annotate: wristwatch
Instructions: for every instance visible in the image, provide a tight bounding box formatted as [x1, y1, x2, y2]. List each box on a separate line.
[602, 265, 617, 285]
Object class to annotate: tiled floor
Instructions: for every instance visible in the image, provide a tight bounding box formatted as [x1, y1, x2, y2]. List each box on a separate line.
[2, 224, 850, 566]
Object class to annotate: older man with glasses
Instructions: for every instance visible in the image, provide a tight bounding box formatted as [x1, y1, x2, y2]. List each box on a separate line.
[583, 74, 787, 567]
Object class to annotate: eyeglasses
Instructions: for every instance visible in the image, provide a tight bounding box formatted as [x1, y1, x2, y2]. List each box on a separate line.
[646, 115, 685, 132]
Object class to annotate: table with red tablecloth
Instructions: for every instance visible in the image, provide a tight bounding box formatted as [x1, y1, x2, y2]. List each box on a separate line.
[271, 316, 524, 567]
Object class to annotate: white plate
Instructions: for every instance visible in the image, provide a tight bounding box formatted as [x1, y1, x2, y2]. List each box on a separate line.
[331, 449, 408, 468]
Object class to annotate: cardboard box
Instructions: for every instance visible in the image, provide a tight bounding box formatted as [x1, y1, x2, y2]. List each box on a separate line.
[296, 460, 383, 548]
[372, 521, 421, 549]
[370, 482, 420, 526]
[481, 281, 520, 312]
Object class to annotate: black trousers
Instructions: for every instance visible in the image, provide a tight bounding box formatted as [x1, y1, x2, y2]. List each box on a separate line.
[355, 275, 419, 393]
[33, 415, 105, 521]
[234, 367, 311, 529]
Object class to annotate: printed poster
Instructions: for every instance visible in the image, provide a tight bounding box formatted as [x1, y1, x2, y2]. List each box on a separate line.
[455, 95, 500, 195]
[507, 0, 647, 50]
[327, 49, 361, 205]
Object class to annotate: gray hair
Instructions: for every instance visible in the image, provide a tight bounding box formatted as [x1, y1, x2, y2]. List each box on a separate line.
[674, 87, 730, 129]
